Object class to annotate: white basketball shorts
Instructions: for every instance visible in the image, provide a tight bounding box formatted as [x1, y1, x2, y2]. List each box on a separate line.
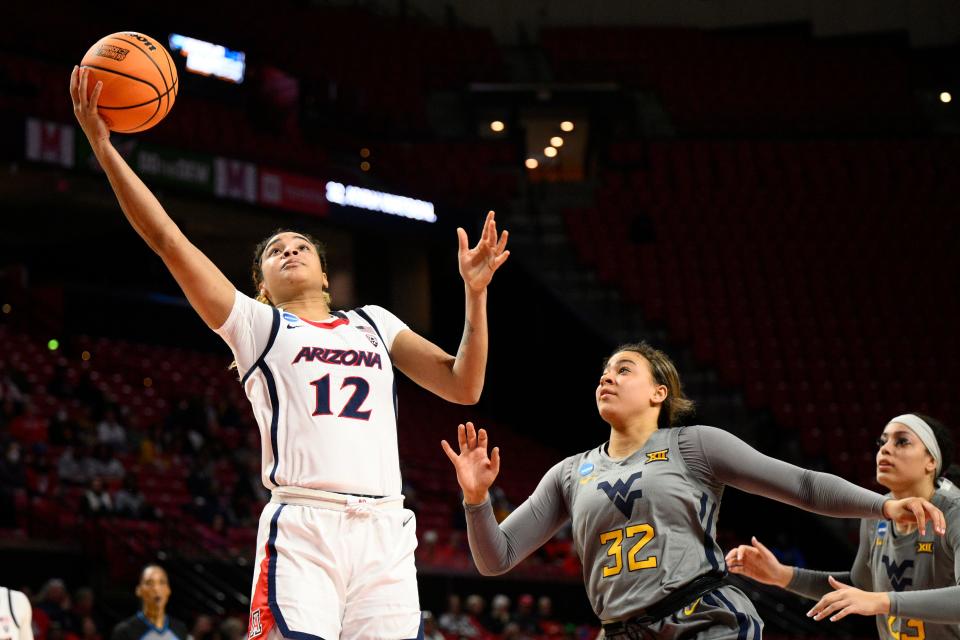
[247, 490, 422, 640]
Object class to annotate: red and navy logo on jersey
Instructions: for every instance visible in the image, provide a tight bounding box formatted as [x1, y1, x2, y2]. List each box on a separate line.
[356, 325, 380, 348]
[248, 609, 262, 639]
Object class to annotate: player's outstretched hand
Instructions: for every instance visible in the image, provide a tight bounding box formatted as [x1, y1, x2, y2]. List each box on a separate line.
[441, 421, 501, 505]
[882, 497, 946, 536]
[725, 536, 794, 588]
[70, 66, 110, 145]
[807, 576, 889, 622]
[458, 210, 509, 293]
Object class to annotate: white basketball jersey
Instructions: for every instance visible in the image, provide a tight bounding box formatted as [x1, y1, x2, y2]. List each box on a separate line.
[217, 291, 408, 497]
[0, 588, 31, 640]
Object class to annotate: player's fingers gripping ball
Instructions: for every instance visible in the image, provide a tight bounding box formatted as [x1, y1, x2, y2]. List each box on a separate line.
[80, 32, 178, 133]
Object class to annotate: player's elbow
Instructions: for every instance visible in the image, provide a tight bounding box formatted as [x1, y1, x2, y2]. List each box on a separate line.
[454, 379, 483, 405]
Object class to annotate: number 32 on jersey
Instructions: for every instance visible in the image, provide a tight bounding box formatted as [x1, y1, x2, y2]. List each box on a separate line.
[599, 523, 657, 577]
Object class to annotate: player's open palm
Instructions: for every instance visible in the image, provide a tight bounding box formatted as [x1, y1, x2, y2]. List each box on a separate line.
[70, 66, 110, 145]
[458, 210, 510, 293]
[725, 537, 793, 588]
[442, 422, 500, 505]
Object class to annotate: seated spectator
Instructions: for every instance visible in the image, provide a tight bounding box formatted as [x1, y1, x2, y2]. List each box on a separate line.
[96, 409, 126, 452]
[218, 617, 245, 640]
[190, 615, 214, 640]
[0, 441, 26, 527]
[537, 596, 562, 637]
[512, 594, 538, 635]
[83, 478, 113, 518]
[36, 579, 71, 630]
[114, 476, 150, 519]
[421, 612, 443, 640]
[487, 594, 511, 635]
[464, 594, 490, 638]
[83, 446, 124, 481]
[438, 594, 471, 637]
[48, 409, 78, 447]
[79, 617, 100, 640]
[57, 448, 87, 485]
[70, 589, 98, 636]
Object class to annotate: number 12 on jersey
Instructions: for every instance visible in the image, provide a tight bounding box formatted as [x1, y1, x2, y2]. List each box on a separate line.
[310, 375, 372, 420]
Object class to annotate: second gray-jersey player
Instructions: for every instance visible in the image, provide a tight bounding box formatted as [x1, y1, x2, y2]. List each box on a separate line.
[729, 413, 960, 640]
[443, 343, 947, 640]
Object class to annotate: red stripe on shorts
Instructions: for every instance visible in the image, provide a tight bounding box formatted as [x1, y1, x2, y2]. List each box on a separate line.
[248, 544, 276, 639]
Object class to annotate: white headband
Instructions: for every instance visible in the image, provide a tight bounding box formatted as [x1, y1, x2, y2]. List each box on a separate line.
[888, 414, 942, 476]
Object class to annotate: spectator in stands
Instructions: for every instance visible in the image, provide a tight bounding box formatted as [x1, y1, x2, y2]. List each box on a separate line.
[416, 529, 440, 564]
[114, 475, 149, 519]
[463, 594, 490, 637]
[188, 615, 214, 640]
[111, 565, 186, 640]
[728, 413, 960, 634]
[84, 445, 124, 481]
[79, 617, 100, 640]
[57, 447, 86, 485]
[443, 344, 945, 638]
[536, 596, 562, 637]
[96, 408, 126, 452]
[36, 579, 71, 630]
[69, 589, 98, 637]
[49, 409, 78, 448]
[438, 594, 471, 637]
[82, 477, 113, 518]
[511, 594, 538, 635]
[421, 611, 444, 640]
[0, 363, 26, 407]
[217, 617, 245, 640]
[487, 594, 511, 634]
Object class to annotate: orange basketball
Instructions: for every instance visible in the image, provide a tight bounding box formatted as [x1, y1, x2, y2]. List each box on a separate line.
[80, 31, 178, 133]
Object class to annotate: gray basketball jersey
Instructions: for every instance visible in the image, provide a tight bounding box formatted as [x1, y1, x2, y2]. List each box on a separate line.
[864, 481, 960, 640]
[562, 427, 725, 620]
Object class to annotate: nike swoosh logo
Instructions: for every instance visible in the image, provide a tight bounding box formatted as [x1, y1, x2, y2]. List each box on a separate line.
[683, 598, 702, 616]
[402, 515, 414, 527]
[287, 324, 301, 329]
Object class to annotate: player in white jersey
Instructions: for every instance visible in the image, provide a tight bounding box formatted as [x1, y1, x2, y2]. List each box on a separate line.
[0, 587, 32, 640]
[71, 67, 510, 640]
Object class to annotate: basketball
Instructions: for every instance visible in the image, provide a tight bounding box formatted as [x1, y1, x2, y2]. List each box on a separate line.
[79, 31, 178, 133]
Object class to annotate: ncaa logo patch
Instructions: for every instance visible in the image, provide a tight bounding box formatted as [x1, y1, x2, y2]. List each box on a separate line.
[282, 312, 299, 323]
[876, 521, 888, 545]
[579, 462, 595, 476]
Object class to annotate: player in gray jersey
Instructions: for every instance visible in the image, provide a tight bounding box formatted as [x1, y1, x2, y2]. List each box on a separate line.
[728, 413, 960, 639]
[442, 343, 945, 640]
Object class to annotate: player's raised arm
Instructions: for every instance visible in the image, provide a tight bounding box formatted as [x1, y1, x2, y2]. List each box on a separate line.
[442, 422, 570, 575]
[70, 66, 235, 330]
[391, 210, 509, 404]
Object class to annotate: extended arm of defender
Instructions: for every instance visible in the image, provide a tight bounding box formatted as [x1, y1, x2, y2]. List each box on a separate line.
[464, 461, 570, 576]
[70, 66, 235, 331]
